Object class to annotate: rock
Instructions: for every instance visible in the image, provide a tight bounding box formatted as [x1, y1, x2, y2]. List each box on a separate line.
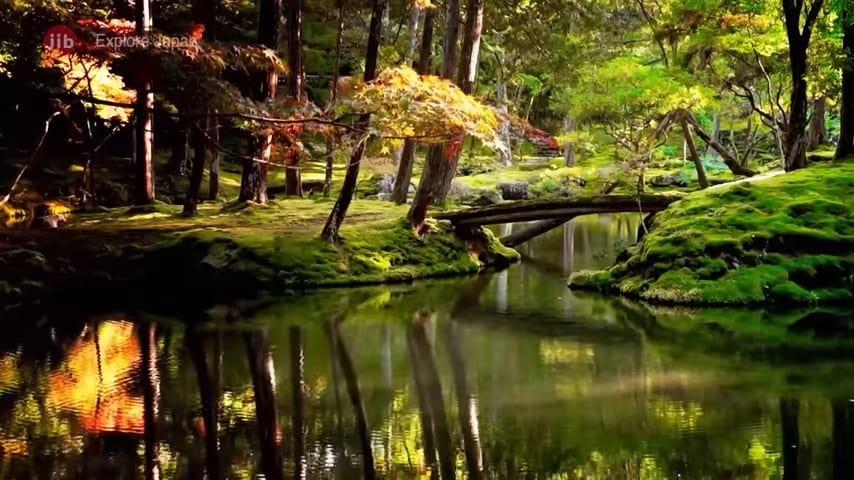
[367, 193, 392, 201]
[497, 182, 528, 200]
[375, 174, 395, 195]
[650, 172, 688, 187]
[563, 176, 587, 187]
[469, 188, 502, 206]
[447, 181, 474, 201]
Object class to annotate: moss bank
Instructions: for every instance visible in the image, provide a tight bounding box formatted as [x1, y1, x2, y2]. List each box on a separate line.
[1, 200, 519, 310]
[569, 160, 854, 306]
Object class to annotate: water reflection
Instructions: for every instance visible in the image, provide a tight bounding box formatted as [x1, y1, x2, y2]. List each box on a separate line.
[0, 215, 853, 479]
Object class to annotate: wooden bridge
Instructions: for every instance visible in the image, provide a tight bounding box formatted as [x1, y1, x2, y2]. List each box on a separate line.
[434, 193, 683, 247]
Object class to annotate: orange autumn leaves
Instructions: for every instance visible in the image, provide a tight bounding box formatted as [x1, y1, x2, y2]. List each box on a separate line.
[351, 66, 503, 152]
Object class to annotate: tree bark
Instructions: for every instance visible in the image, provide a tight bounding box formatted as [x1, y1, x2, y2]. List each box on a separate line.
[437, 0, 484, 200]
[245, 331, 284, 480]
[392, 4, 424, 169]
[495, 33, 512, 167]
[167, 118, 190, 175]
[134, 0, 155, 204]
[563, 115, 576, 166]
[782, 0, 824, 171]
[321, 0, 388, 242]
[323, 0, 346, 198]
[208, 115, 220, 200]
[707, 113, 721, 156]
[808, 96, 828, 150]
[285, 0, 305, 197]
[836, 4, 854, 159]
[679, 116, 708, 189]
[239, 0, 281, 203]
[392, 6, 436, 204]
[407, 0, 464, 225]
[183, 122, 207, 216]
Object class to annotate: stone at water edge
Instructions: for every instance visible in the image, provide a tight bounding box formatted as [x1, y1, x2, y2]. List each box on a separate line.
[650, 172, 688, 187]
[497, 182, 528, 200]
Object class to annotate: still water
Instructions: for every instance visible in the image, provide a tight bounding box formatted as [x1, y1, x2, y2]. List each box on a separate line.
[2, 214, 854, 479]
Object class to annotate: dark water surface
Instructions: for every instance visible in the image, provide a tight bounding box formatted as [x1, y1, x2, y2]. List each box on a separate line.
[2, 214, 854, 479]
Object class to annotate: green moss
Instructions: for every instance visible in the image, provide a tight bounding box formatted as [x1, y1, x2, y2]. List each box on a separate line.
[569, 159, 854, 305]
[568, 270, 613, 291]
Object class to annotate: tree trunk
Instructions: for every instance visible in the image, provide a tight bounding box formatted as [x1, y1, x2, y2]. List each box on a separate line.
[837, 4, 854, 159]
[323, 0, 346, 199]
[167, 118, 190, 175]
[808, 96, 828, 150]
[782, 0, 824, 171]
[679, 116, 708, 189]
[392, 6, 436, 204]
[495, 33, 512, 167]
[437, 0, 484, 200]
[139, 323, 160, 480]
[245, 331, 284, 480]
[707, 113, 721, 156]
[284, 0, 305, 197]
[392, 3, 424, 168]
[134, 0, 155, 204]
[563, 115, 576, 166]
[407, 0, 464, 225]
[686, 112, 757, 176]
[289, 326, 306, 479]
[321, 0, 388, 242]
[183, 122, 207, 216]
[208, 116, 220, 200]
[239, 0, 281, 203]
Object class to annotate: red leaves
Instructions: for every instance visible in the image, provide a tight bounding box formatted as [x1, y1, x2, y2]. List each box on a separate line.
[76, 18, 136, 36]
[443, 137, 463, 160]
[191, 24, 205, 40]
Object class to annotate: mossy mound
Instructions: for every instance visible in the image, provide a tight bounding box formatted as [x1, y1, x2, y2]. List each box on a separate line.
[569, 160, 854, 306]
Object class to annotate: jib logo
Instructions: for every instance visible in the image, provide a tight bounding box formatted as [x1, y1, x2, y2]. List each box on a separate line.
[44, 25, 77, 54]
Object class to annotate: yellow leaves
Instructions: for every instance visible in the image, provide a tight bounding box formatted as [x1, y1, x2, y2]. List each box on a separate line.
[412, 0, 435, 8]
[43, 52, 135, 121]
[351, 67, 503, 150]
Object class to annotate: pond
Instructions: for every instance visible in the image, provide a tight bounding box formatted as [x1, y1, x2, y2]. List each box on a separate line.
[1, 214, 854, 479]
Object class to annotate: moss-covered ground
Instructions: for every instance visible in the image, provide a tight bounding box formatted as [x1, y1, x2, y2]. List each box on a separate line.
[0, 199, 519, 311]
[569, 159, 854, 306]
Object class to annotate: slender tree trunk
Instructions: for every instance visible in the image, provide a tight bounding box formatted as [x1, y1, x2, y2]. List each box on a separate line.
[239, 0, 281, 203]
[139, 323, 160, 480]
[707, 113, 721, 156]
[836, 5, 854, 159]
[321, 0, 388, 242]
[245, 331, 284, 480]
[183, 122, 207, 216]
[444, 321, 484, 479]
[187, 331, 222, 480]
[495, 33, 512, 167]
[392, 4, 424, 168]
[392, 6, 436, 204]
[328, 320, 376, 480]
[168, 118, 190, 175]
[408, 0, 463, 225]
[208, 115, 220, 200]
[782, 0, 824, 171]
[284, 0, 305, 197]
[289, 326, 306, 480]
[134, 0, 155, 204]
[323, 0, 346, 198]
[679, 117, 708, 189]
[563, 115, 576, 166]
[437, 0, 484, 201]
